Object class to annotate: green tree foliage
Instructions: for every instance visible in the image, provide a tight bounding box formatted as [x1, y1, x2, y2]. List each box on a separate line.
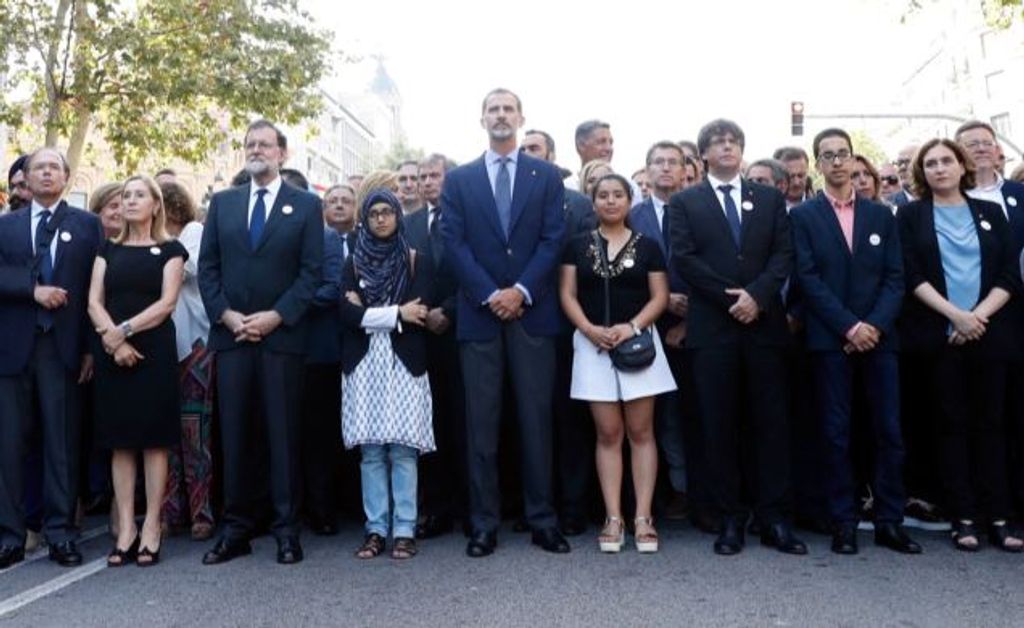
[0, 0, 333, 176]
[904, 0, 1022, 27]
[377, 135, 424, 171]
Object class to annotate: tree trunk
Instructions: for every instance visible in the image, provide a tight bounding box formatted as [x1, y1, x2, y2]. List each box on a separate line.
[65, 103, 90, 181]
[42, 0, 73, 147]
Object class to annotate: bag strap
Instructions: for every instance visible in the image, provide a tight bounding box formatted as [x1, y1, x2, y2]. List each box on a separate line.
[591, 230, 611, 327]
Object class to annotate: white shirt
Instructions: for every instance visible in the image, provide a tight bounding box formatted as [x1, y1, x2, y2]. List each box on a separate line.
[651, 194, 667, 232]
[247, 175, 282, 225]
[966, 174, 1010, 219]
[30, 200, 61, 260]
[426, 202, 440, 232]
[706, 172, 744, 223]
[171, 221, 210, 361]
[485, 149, 518, 199]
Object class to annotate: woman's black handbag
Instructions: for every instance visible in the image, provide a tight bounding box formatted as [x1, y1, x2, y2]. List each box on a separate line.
[592, 231, 656, 372]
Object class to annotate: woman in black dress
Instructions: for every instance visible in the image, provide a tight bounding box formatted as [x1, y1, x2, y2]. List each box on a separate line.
[87, 175, 186, 566]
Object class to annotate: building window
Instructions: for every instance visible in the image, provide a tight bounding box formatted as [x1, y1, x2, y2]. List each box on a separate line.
[986, 71, 1006, 100]
[991, 113, 1012, 138]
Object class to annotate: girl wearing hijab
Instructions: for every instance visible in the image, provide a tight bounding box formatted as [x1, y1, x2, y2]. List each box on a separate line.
[339, 189, 435, 560]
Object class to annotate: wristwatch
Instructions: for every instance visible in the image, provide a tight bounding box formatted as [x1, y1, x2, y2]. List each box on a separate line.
[119, 321, 134, 338]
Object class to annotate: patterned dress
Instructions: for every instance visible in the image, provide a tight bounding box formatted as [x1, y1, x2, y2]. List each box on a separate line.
[342, 332, 435, 453]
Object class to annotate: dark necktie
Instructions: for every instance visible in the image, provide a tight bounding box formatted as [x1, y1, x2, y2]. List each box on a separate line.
[429, 206, 443, 267]
[659, 206, 671, 254]
[495, 157, 512, 239]
[718, 184, 741, 247]
[35, 209, 54, 331]
[249, 188, 268, 249]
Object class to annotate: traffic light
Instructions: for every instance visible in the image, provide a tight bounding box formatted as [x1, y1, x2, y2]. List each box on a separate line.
[791, 101, 804, 136]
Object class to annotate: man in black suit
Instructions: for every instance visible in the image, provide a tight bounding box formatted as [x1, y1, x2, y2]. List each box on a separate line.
[198, 119, 323, 565]
[669, 119, 806, 556]
[404, 153, 467, 539]
[0, 148, 104, 568]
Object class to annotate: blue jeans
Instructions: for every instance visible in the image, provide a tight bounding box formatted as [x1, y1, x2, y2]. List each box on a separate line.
[360, 444, 418, 538]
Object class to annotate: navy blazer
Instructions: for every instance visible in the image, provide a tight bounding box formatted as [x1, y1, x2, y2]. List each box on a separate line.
[790, 193, 904, 352]
[305, 226, 344, 364]
[440, 152, 566, 341]
[338, 251, 433, 376]
[897, 197, 1021, 359]
[198, 181, 324, 355]
[630, 198, 686, 294]
[668, 179, 793, 349]
[404, 207, 458, 321]
[0, 202, 104, 375]
[998, 179, 1024, 254]
[564, 188, 597, 240]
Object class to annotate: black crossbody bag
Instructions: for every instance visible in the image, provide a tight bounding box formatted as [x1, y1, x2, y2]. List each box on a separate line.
[591, 230, 656, 372]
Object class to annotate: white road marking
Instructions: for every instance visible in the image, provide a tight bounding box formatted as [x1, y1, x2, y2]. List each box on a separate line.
[0, 526, 109, 575]
[0, 556, 107, 618]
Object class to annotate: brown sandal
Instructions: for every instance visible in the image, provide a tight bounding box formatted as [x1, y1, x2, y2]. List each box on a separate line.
[391, 537, 418, 559]
[355, 533, 386, 559]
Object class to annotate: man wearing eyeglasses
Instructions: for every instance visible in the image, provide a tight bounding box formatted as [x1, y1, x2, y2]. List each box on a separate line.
[878, 163, 902, 200]
[198, 119, 323, 566]
[773, 147, 811, 209]
[888, 144, 920, 208]
[6, 155, 32, 213]
[790, 128, 920, 556]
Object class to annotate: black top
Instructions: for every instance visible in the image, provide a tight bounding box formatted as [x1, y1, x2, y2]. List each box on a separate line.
[562, 230, 666, 326]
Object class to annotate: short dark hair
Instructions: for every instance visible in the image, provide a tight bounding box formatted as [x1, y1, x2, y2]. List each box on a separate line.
[160, 181, 198, 225]
[589, 173, 634, 204]
[811, 128, 854, 159]
[523, 129, 555, 156]
[25, 147, 71, 178]
[280, 168, 309, 191]
[481, 88, 522, 114]
[645, 140, 685, 167]
[747, 158, 790, 186]
[397, 159, 419, 171]
[773, 146, 808, 163]
[696, 119, 745, 156]
[230, 169, 251, 187]
[954, 119, 997, 141]
[575, 119, 611, 148]
[677, 140, 699, 158]
[911, 138, 977, 199]
[154, 168, 177, 178]
[418, 153, 452, 173]
[245, 119, 287, 150]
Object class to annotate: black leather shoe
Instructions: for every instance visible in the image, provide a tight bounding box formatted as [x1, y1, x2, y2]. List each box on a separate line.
[531, 528, 571, 554]
[559, 517, 586, 537]
[416, 515, 454, 540]
[202, 538, 252, 565]
[760, 522, 808, 555]
[714, 517, 745, 555]
[48, 540, 83, 566]
[276, 537, 304, 564]
[831, 523, 859, 555]
[0, 545, 25, 569]
[875, 522, 922, 554]
[466, 531, 497, 558]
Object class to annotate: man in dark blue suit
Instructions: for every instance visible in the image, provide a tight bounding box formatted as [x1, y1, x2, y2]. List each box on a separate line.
[198, 120, 323, 565]
[441, 89, 569, 557]
[791, 128, 920, 555]
[669, 119, 806, 556]
[0, 148, 103, 568]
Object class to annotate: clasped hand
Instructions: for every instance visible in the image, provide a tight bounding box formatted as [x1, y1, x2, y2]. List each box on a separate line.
[113, 343, 144, 368]
[488, 288, 525, 321]
[843, 323, 881, 353]
[725, 288, 759, 324]
[584, 323, 634, 351]
[224, 309, 282, 343]
[948, 309, 987, 345]
[34, 286, 68, 310]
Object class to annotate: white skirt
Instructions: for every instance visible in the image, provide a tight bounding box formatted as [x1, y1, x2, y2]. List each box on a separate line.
[570, 327, 678, 402]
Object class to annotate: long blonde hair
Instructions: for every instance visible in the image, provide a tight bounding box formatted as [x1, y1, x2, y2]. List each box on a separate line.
[113, 175, 170, 244]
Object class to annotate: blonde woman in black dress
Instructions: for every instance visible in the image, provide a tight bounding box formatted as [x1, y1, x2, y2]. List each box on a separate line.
[88, 175, 186, 566]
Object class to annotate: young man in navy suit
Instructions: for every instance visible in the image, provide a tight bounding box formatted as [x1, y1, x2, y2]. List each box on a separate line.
[790, 128, 921, 555]
[0, 148, 104, 568]
[198, 120, 323, 565]
[441, 88, 569, 557]
[669, 119, 806, 556]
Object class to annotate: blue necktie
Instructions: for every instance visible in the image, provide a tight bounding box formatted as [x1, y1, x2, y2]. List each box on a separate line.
[495, 157, 512, 239]
[249, 188, 268, 249]
[718, 184, 741, 247]
[35, 209, 54, 331]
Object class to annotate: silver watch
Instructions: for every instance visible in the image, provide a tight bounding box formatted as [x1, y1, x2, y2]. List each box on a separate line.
[119, 321, 134, 338]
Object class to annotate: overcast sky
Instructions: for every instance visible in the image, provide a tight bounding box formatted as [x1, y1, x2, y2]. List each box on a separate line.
[305, 0, 931, 172]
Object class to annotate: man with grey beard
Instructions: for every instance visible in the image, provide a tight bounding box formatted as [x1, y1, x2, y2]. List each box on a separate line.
[198, 119, 323, 566]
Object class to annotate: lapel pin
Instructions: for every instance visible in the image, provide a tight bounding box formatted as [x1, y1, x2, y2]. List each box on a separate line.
[1008, 196, 1018, 207]
[358, 278, 367, 289]
[869, 233, 881, 246]
[282, 204, 294, 215]
[623, 258, 635, 269]
[60, 231, 72, 242]
[531, 170, 537, 176]
[150, 246, 161, 255]
[741, 201, 753, 211]
[980, 220, 992, 231]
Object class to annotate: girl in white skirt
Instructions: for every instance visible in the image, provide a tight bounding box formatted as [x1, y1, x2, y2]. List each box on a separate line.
[559, 174, 676, 554]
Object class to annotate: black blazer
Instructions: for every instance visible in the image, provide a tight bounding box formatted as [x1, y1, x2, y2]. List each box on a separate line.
[338, 249, 434, 376]
[897, 197, 1021, 359]
[668, 179, 793, 349]
[404, 207, 458, 321]
[198, 181, 324, 354]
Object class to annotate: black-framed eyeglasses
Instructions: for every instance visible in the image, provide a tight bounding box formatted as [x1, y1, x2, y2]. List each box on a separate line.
[366, 207, 397, 221]
[880, 175, 899, 185]
[819, 150, 852, 163]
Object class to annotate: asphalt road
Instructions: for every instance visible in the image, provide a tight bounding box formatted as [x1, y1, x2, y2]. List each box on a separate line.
[1, 519, 1023, 627]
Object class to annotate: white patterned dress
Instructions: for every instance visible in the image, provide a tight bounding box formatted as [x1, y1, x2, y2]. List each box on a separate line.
[342, 330, 435, 453]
